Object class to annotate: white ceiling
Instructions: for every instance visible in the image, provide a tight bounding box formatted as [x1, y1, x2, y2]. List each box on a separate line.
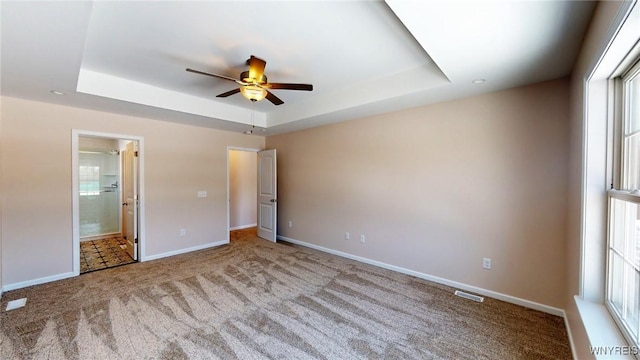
[1, 1, 596, 136]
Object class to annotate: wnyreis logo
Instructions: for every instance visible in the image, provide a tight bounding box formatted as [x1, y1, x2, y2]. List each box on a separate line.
[590, 346, 639, 356]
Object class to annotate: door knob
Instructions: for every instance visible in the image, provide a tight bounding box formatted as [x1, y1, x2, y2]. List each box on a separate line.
[270, 199, 277, 203]
[123, 202, 128, 206]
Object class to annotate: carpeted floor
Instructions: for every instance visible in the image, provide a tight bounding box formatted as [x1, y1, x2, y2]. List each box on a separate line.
[0, 228, 572, 359]
[80, 236, 135, 274]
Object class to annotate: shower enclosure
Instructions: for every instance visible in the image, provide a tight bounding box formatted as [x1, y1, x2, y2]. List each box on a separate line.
[79, 138, 121, 238]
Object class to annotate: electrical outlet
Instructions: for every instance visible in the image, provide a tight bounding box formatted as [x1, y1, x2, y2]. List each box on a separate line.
[483, 258, 492, 269]
[180, 228, 186, 237]
[345, 232, 350, 240]
[197, 191, 207, 198]
[360, 234, 365, 243]
[288, 221, 293, 228]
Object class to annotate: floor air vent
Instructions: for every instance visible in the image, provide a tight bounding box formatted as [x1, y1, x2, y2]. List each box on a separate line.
[454, 290, 484, 303]
[5, 298, 27, 311]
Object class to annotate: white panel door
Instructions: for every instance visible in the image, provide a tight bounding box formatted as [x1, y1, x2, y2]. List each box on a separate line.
[122, 141, 138, 260]
[257, 149, 277, 242]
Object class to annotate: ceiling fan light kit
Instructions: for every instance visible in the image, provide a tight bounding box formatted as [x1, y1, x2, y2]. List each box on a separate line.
[240, 85, 267, 102]
[186, 55, 313, 105]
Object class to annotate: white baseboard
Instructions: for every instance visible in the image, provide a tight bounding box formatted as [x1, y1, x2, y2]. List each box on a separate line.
[277, 235, 564, 317]
[229, 223, 257, 231]
[2, 271, 75, 292]
[143, 240, 228, 262]
[3, 241, 229, 292]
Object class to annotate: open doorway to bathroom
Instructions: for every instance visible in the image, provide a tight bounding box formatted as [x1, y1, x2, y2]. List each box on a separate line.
[72, 131, 144, 275]
[228, 148, 259, 242]
[78, 137, 133, 273]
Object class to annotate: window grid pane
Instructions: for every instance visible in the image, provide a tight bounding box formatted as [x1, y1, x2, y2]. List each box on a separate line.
[79, 165, 100, 196]
[609, 196, 640, 345]
[609, 250, 624, 313]
[627, 74, 640, 134]
[621, 201, 640, 270]
[624, 134, 640, 190]
[623, 266, 639, 339]
[611, 198, 627, 253]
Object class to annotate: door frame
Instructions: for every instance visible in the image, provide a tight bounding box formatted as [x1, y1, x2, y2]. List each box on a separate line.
[226, 146, 261, 242]
[122, 140, 139, 261]
[71, 129, 146, 276]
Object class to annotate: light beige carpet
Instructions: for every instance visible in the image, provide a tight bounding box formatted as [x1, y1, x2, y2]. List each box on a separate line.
[1, 228, 571, 359]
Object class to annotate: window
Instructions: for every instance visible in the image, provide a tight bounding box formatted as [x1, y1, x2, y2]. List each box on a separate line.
[79, 165, 100, 196]
[608, 57, 640, 348]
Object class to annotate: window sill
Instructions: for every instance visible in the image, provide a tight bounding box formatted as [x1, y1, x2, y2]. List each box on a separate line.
[575, 296, 635, 359]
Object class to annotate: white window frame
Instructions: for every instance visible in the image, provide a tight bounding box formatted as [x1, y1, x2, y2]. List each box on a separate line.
[606, 54, 640, 350]
[576, 1, 640, 356]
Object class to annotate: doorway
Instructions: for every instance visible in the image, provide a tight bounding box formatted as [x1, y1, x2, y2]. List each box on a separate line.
[227, 147, 277, 243]
[72, 130, 145, 276]
[228, 148, 258, 241]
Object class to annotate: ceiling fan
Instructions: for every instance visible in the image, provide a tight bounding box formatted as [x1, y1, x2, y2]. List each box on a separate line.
[186, 55, 313, 106]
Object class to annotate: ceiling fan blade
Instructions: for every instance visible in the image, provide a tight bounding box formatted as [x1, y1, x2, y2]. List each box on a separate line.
[186, 68, 240, 83]
[247, 56, 266, 82]
[264, 83, 313, 91]
[265, 90, 284, 106]
[216, 88, 241, 98]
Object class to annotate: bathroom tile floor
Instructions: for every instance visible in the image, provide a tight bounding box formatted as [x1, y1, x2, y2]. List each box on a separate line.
[80, 236, 135, 274]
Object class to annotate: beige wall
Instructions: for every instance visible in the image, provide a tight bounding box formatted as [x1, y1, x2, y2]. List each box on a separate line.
[0, 96, 264, 288]
[267, 78, 570, 308]
[229, 150, 257, 229]
[565, 2, 625, 359]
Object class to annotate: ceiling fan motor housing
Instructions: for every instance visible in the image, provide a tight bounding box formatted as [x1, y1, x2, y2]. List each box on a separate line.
[241, 71, 267, 84]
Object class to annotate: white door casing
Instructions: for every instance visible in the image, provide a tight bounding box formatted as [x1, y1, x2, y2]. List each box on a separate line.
[72, 129, 145, 276]
[123, 141, 138, 260]
[257, 149, 277, 242]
